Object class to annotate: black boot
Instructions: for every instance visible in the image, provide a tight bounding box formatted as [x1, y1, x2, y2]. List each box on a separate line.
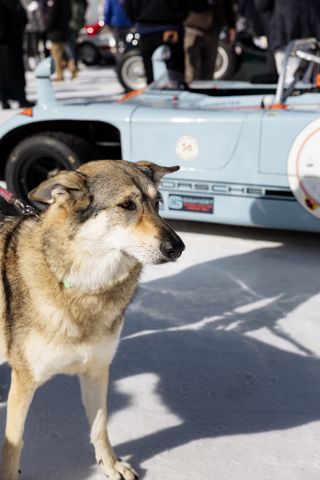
[19, 100, 35, 108]
[1, 100, 11, 109]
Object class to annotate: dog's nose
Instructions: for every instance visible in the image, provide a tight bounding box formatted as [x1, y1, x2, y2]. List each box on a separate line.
[160, 237, 185, 261]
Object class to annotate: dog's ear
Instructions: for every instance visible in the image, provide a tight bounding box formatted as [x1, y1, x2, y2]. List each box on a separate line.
[28, 170, 88, 205]
[136, 161, 179, 186]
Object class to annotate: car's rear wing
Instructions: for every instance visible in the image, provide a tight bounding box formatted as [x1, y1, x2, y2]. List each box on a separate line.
[275, 37, 320, 105]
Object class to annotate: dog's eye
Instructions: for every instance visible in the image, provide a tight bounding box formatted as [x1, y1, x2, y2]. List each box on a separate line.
[119, 200, 136, 211]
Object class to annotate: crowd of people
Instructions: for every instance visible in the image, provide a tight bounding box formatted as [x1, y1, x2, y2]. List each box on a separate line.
[0, 0, 87, 109]
[106, 0, 320, 85]
[1, 0, 320, 109]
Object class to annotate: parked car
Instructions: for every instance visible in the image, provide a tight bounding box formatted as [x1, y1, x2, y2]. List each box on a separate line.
[77, 21, 116, 65]
[1, 39, 320, 232]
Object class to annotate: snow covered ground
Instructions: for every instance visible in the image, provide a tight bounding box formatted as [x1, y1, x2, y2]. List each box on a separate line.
[0, 65, 320, 480]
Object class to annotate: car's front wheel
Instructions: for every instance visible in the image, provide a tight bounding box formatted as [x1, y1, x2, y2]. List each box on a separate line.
[117, 49, 147, 91]
[5, 133, 92, 207]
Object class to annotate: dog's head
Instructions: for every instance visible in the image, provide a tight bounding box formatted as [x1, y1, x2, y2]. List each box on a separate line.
[28, 160, 185, 265]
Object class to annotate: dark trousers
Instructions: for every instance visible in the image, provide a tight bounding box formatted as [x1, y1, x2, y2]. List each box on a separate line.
[139, 30, 185, 84]
[184, 27, 219, 83]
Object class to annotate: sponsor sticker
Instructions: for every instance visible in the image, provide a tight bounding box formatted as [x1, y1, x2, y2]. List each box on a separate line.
[168, 194, 214, 214]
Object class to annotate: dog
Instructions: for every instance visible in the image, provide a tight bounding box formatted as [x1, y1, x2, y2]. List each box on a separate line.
[0, 160, 185, 480]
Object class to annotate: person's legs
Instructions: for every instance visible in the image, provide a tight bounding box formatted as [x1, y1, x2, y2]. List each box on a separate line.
[50, 42, 65, 81]
[201, 31, 219, 80]
[139, 32, 162, 84]
[166, 29, 184, 78]
[184, 27, 202, 83]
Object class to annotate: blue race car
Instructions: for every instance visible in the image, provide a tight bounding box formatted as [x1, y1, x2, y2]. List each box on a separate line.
[1, 38, 320, 232]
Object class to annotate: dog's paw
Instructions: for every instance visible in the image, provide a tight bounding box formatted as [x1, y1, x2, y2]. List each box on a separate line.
[99, 458, 138, 480]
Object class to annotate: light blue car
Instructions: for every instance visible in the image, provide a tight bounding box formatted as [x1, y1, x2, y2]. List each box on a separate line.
[1, 38, 320, 232]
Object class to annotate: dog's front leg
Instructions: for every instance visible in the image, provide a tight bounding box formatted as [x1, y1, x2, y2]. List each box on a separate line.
[79, 367, 138, 480]
[0, 369, 36, 480]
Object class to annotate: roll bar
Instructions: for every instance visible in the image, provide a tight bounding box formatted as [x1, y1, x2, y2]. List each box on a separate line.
[274, 38, 320, 105]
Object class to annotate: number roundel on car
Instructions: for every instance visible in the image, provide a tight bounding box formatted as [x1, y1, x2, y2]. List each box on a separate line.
[176, 135, 199, 161]
[288, 119, 320, 219]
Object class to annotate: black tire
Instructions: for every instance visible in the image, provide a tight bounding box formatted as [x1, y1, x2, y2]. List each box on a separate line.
[116, 49, 146, 91]
[5, 132, 92, 208]
[214, 42, 239, 80]
[78, 42, 100, 65]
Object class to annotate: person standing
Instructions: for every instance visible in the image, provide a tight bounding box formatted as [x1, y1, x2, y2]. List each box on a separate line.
[23, 0, 47, 66]
[254, 0, 320, 83]
[66, 0, 88, 70]
[0, 0, 33, 109]
[46, 0, 74, 81]
[124, 0, 208, 85]
[104, 0, 133, 56]
[184, 0, 236, 83]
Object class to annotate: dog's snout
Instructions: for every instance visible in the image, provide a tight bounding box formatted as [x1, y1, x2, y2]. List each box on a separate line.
[160, 237, 185, 261]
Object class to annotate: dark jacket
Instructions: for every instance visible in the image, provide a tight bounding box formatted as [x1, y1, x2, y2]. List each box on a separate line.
[254, 0, 320, 51]
[69, 0, 87, 33]
[46, 0, 72, 42]
[185, 0, 236, 33]
[0, 0, 27, 93]
[124, 0, 209, 26]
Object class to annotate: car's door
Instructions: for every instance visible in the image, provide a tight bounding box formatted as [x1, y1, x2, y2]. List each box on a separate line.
[129, 96, 253, 183]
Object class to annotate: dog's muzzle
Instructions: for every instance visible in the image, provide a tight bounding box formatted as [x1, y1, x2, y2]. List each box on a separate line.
[160, 236, 185, 261]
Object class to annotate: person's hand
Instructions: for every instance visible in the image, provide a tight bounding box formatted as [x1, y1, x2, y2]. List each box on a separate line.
[227, 28, 236, 44]
[163, 30, 179, 44]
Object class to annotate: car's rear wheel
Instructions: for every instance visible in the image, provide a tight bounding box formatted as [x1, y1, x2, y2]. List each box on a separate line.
[117, 49, 147, 91]
[214, 42, 238, 80]
[5, 133, 92, 208]
[78, 42, 100, 65]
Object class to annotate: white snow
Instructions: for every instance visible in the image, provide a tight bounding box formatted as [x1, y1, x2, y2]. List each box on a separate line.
[0, 67, 320, 480]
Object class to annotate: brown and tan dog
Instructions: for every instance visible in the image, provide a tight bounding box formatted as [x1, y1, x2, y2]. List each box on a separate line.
[0, 160, 185, 480]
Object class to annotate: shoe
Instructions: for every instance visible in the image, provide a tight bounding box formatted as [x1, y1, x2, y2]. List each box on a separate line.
[19, 100, 35, 108]
[52, 75, 64, 82]
[68, 60, 78, 79]
[1, 101, 11, 110]
[71, 69, 79, 80]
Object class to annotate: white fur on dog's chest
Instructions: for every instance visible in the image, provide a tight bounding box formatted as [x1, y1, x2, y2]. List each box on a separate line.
[26, 331, 121, 384]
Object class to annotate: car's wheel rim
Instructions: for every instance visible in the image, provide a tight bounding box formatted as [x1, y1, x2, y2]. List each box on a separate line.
[213, 46, 229, 80]
[121, 55, 146, 90]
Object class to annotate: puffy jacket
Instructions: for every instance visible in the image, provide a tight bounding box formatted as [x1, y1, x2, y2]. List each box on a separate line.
[46, 0, 71, 42]
[104, 0, 132, 28]
[254, 0, 320, 50]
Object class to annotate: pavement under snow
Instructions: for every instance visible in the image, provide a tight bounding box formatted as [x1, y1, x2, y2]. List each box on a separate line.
[0, 66, 319, 480]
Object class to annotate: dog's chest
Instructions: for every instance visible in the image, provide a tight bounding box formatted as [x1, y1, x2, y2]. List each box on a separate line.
[26, 328, 121, 383]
